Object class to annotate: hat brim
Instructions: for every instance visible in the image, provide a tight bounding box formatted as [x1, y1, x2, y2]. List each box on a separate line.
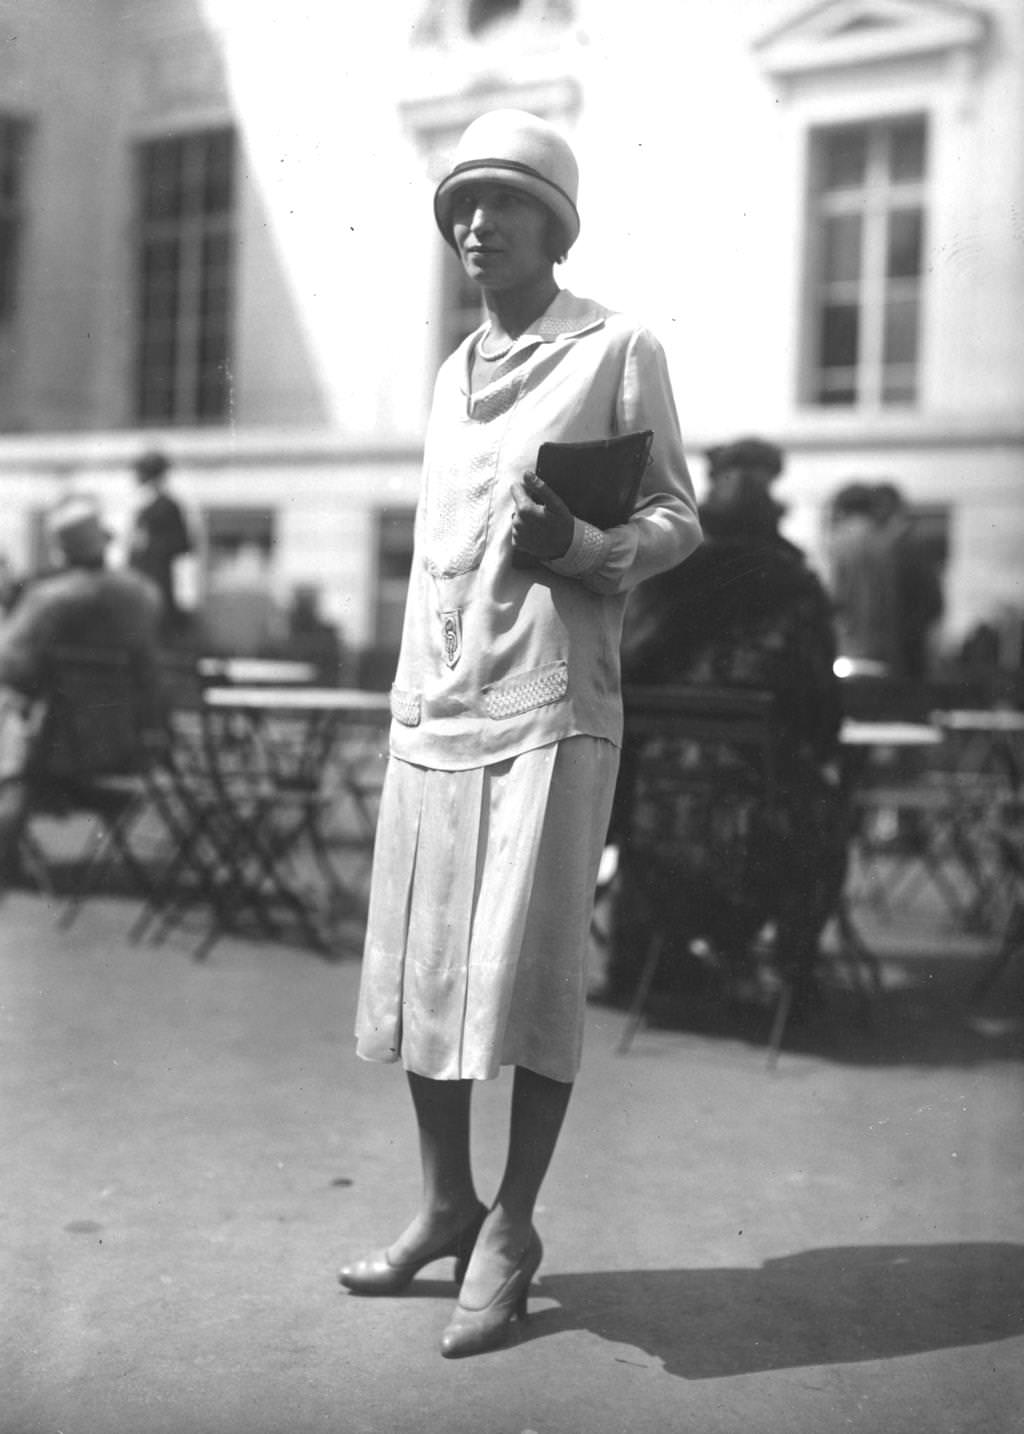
[434, 159, 580, 254]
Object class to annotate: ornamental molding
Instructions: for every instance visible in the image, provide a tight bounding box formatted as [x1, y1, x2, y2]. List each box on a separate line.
[754, 0, 991, 79]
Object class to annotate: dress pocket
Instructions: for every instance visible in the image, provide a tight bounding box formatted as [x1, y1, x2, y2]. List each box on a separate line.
[482, 660, 568, 720]
[390, 686, 422, 727]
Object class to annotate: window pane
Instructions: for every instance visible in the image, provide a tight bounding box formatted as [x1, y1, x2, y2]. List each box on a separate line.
[821, 303, 859, 369]
[883, 296, 919, 366]
[882, 367, 917, 403]
[823, 214, 862, 283]
[201, 131, 234, 214]
[467, 0, 522, 36]
[818, 381, 857, 406]
[822, 128, 867, 190]
[141, 141, 184, 221]
[887, 208, 922, 279]
[0, 215, 17, 318]
[889, 119, 927, 182]
[0, 118, 27, 204]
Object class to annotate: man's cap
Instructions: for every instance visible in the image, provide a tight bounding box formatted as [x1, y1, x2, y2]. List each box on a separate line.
[706, 437, 785, 483]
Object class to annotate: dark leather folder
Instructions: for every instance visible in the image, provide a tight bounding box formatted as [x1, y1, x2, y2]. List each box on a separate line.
[535, 428, 653, 530]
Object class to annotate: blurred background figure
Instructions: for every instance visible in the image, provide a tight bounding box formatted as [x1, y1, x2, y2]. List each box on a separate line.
[872, 481, 944, 684]
[705, 436, 785, 495]
[0, 552, 23, 616]
[0, 493, 164, 882]
[198, 541, 286, 658]
[285, 583, 345, 685]
[128, 450, 194, 640]
[828, 480, 944, 684]
[609, 440, 844, 1015]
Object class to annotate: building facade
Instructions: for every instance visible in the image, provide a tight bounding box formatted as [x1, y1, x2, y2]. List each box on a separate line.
[0, 0, 1020, 666]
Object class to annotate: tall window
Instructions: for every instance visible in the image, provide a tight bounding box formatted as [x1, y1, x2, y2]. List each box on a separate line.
[806, 116, 927, 408]
[0, 115, 30, 322]
[135, 128, 235, 424]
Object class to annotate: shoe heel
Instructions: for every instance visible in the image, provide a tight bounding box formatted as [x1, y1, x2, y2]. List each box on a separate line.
[514, 1286, 529, 1320]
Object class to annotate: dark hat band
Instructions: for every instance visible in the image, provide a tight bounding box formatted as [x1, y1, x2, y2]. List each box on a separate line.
[440, 157, 578, 217]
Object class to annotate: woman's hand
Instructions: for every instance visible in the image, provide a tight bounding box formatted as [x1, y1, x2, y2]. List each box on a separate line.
[510, 471, 574, 561]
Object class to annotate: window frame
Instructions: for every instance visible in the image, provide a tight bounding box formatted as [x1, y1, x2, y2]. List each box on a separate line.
[132, 126, 237, 427]
[0, 113, 30, 326]
[802, 112, 929, 411]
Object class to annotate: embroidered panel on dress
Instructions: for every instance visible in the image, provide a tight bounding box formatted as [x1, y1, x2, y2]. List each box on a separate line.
[576, 523, 610, 571]
[424, 374, 523, 580]
[390, 687, 422, 726]
[482, 660, 568, 720]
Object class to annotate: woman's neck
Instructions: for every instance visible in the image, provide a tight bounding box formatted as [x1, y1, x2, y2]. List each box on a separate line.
[482, 275, 559, 343]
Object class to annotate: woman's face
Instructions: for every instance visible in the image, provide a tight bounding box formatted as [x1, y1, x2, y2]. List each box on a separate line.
[450, 182, 554, 295]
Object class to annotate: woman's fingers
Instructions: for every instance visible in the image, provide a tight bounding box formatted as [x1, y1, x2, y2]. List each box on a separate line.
[510, 471, 573, 560]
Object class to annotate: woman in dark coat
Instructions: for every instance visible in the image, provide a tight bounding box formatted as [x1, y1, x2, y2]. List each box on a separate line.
[614, 466, 845, 1012]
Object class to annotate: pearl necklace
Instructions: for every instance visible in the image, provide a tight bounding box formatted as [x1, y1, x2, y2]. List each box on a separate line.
[476, 327, 516, 362]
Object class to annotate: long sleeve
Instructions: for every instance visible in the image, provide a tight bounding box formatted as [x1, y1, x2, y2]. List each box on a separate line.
[545, 328, 702, 594]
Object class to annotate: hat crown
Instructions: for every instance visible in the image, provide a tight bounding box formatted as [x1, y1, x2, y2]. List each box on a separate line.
[434, 108, 580, 253]
[448, 109, 578, 205]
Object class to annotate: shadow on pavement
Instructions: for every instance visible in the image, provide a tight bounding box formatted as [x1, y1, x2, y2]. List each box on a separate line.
[519, 1242, 1024, 1378]
[614, 953, 1024, 1069]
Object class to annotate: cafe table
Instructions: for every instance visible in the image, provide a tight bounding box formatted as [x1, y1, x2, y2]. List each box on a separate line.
[194, 686, 392, 955]
[931, 708, 1024, 791]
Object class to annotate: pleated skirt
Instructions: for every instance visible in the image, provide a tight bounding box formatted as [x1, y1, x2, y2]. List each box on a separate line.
[354, 735, 619, 1082]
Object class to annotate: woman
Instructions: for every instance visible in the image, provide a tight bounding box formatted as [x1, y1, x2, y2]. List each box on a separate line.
[340, 109, 701, 1357]
[616, 458, 844, 1013]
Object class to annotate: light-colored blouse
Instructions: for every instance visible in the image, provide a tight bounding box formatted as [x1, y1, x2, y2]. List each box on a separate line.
[388, 289, 702, 770]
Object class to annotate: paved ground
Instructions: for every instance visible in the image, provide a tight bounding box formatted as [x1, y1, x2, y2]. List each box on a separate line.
[2, 872, 1023, 1434]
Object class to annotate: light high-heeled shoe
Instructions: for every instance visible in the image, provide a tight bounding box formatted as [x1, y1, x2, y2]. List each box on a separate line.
[338, 1202, 487, 1295]
[439, 1227, 543, 1358]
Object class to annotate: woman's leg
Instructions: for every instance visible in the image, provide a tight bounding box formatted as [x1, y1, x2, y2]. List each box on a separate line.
[457, 1065, 572, 1301]
[385, 1071, 481, 1262]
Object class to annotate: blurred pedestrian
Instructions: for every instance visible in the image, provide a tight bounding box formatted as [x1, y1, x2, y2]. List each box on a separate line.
[199, 542, 286, 657]
[873, 481, 944, 682]
[285, 584, 344, 684]
[128, 450, 193, 636]
[828, 481, 899, 672]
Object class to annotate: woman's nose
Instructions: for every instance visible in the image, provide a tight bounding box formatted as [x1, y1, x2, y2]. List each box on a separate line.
[469, 204, 494, 233]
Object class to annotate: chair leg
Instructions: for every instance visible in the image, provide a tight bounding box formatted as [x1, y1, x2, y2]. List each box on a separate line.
[617, 930, 667, 1055]
[766, 980, 793, 1071]
[16, 829, 57, 898]
[833, 896, 882, 1023]
[972, 897, 1024, 1002]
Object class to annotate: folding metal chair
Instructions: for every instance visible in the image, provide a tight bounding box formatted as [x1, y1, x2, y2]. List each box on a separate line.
[614, 685, 803, 1065]
[970, 796, 1024, 1003]
[18, 645, 164, 924]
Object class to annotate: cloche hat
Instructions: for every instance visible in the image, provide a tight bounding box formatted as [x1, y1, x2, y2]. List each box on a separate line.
[433, 109, 580, 255]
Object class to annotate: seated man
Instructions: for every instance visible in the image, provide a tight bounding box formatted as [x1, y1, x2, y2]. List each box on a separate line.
[0, 494, 165, 883]
[610, 448, 845, 1016]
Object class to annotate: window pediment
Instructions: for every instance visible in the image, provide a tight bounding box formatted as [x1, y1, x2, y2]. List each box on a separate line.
[754, 0, 990, 79]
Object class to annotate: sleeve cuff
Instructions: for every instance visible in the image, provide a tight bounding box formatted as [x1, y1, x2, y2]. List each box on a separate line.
[544, 519, 610, 579]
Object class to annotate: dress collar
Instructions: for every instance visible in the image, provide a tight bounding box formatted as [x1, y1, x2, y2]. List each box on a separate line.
[458, 290, 608, 398]
[518, 289, 608, 344]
